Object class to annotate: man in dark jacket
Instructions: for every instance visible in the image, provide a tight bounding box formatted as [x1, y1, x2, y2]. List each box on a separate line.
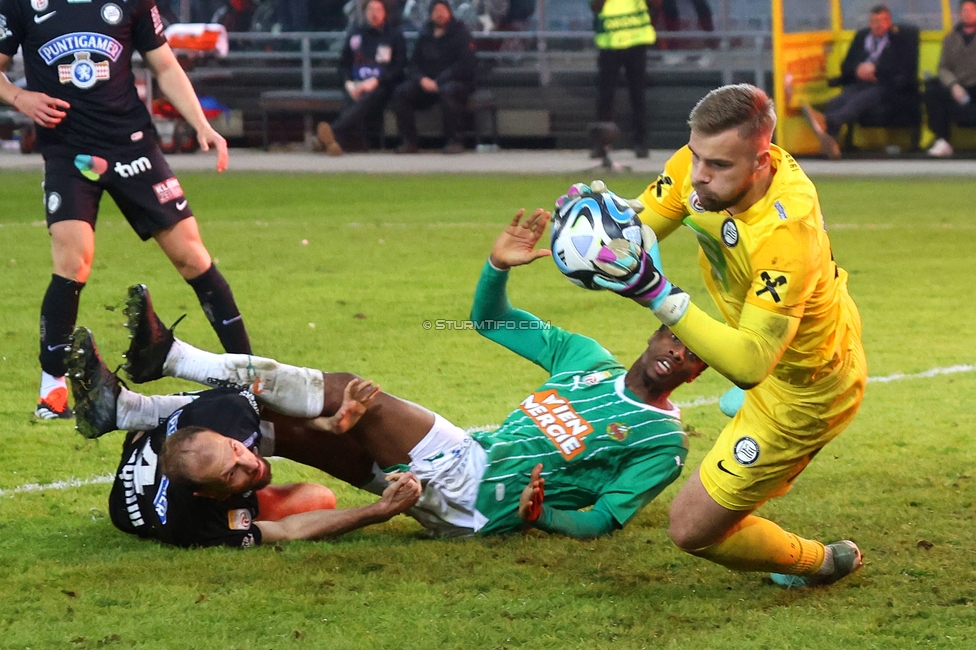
[924, 0, 976, 157]
[315, 0, 406, 155]
[391, 0, 476, 154]
[803, 5, 917, 159]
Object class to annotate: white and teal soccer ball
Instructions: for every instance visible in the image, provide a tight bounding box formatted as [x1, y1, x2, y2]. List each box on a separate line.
[550, 188, 643, 290]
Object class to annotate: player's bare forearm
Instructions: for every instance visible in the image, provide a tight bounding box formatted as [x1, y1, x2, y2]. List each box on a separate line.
[145, 45, 228, 170]
[256, 473, 420, 543]
[145, 45, 208, 130]
[254, 502, 393, 543]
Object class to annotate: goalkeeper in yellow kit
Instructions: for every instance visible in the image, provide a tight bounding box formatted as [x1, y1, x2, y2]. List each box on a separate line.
[589, 83, 867, 587]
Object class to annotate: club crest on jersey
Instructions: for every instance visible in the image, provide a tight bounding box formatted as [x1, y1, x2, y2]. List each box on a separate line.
[689, 191, 706, 213]
[733, 436, 760, 465]
[58, 52, 110, 88]
[31, 0, 48, 12]
[101, 3, 122, 24]
[41, 32, 123, 65]
[606, 422, 630, 441]
[581, 370, 611, 386]
[721, 217, 739, 247]
[521, 390, 594, 459]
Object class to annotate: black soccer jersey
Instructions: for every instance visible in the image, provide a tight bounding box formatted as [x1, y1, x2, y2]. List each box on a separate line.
[108, 389, 265, 549]
[0, 0, 167, 151]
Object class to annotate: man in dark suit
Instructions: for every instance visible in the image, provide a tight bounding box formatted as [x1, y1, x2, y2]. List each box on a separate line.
[804, 5, 918, 158]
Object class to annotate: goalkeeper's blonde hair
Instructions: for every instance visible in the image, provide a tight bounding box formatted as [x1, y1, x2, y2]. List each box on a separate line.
[688, 84, 776, 144]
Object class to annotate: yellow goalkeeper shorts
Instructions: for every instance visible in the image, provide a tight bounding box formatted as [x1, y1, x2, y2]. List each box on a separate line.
[698, 340, 867, 512]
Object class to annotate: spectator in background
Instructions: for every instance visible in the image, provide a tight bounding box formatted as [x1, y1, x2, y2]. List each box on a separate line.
[391, 0, 477, 154]
[315, 0, 407, 155]
[924, 0, 976, 157]
[592, 0, 656, 158]
[802, 5, 917, 159]
[660, 0, 714, 35]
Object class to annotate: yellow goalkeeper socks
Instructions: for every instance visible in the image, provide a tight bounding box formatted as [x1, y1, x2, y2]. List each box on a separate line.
[687, 515, 825, 574]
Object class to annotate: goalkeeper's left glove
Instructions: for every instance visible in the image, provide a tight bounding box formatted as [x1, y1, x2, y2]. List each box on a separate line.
[592, 241, 690, 326]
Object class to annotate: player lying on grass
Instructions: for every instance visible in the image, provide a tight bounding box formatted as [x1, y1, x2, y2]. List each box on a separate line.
[68, 325, 420, 549]
[69, 210, 707, 541]
[574, 84, 867, 588]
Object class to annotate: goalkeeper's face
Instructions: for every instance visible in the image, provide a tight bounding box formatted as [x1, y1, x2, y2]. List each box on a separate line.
[688, 127, 770, 213]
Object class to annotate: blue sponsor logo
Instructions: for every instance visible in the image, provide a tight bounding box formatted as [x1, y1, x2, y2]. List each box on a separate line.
[39, 32, 123, 65]
[774, 201, 788, 220]
[153, 476, 169, 524]
[166, 409, 183, 436]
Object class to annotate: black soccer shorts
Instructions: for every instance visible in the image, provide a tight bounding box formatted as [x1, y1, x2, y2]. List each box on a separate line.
[43, 137, 194, 241]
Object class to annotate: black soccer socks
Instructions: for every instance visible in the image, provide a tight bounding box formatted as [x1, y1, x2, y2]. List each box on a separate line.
[39, 274, 86, 377]
[186, 264, 252, 354]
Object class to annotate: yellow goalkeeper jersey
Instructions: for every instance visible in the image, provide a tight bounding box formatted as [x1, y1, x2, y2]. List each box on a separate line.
[637, 144, 862, 385]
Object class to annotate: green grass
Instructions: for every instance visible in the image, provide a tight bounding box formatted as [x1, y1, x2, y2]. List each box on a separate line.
[1, 172, 974, 649]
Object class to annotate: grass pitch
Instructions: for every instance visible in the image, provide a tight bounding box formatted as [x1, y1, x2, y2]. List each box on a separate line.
[0, 171, 974, 649]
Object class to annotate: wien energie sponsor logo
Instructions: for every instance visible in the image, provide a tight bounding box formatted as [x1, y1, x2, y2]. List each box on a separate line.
[520, 390, 593, 459]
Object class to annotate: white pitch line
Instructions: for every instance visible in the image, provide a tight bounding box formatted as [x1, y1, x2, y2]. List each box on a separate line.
[0, 474, 114, 498]
[3, 363, 974, 498]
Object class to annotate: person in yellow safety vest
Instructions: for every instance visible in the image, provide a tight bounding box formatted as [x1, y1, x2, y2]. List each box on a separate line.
[592, 0, 656, 158]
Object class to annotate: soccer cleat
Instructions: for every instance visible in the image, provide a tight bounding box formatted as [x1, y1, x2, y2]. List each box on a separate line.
[122, 284, 180, 384]
[770, 540, 863, 588]
[66, 327, 120, 439]
[34, 385, 73, 419]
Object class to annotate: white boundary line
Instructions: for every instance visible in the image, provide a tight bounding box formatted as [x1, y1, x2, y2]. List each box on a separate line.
[3, 363, 973, 498]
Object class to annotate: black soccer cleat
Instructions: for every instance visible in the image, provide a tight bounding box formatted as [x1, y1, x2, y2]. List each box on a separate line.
[122, 284, 181, 384]
[66, 327, 121, 439]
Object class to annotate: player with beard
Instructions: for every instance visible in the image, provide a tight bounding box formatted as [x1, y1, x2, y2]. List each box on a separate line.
[589, 83, 867, 587]
[70, 210, 708, 541]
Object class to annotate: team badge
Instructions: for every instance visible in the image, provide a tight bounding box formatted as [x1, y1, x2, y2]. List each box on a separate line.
[101, 3, 122, 24]
[755, 270, 790, 304]
[732, 436, 760, 466]
[581, 370, 611, 386]
[0, 14, 12, 41]
[46, 191, 61, 213]
[689, 191, 706, 213]
[58, 52, 109, 88]
[31, 0, 48, 12]
[606, 423, 630, 441]
[721, 217, 739, 247]
[228, 508, 252, 530]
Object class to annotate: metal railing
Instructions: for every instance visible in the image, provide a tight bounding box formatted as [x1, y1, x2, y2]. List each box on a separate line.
[186, 29, 772, 90]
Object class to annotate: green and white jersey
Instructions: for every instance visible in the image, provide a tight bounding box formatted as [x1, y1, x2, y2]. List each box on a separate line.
[469, 262, 688, 536]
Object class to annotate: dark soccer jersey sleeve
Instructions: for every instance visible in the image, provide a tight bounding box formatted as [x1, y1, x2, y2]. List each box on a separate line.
[109, 389, 265, 549]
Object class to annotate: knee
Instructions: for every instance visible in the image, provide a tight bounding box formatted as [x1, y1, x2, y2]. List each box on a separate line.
[173, 246, 213, 279]
[52, 253, 93, 283]
[667, 504, 712, 552]
[302, 483, 337, 510]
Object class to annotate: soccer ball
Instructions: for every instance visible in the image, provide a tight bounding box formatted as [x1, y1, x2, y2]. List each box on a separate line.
[550, 187, 643, 290]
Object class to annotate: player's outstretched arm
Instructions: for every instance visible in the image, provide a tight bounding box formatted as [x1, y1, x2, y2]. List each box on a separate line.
[253, 473, 421, 543]
[306, 378, 380, 434]
[144, 44, 228, 172]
